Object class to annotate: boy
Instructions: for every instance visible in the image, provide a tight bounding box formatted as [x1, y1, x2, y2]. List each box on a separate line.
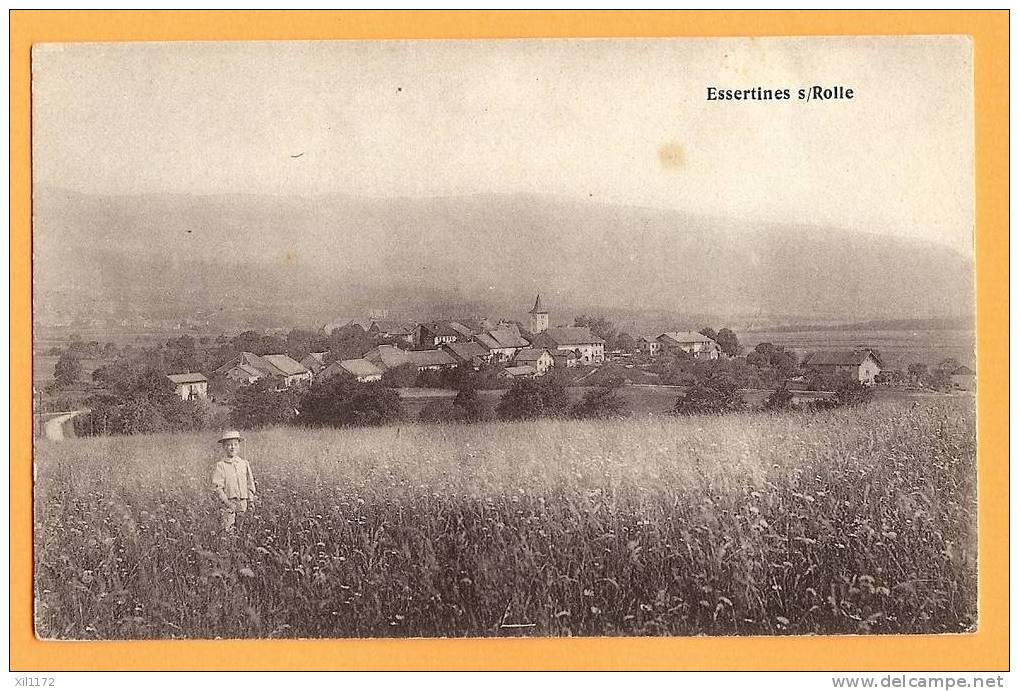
[212, 430, 257, 533]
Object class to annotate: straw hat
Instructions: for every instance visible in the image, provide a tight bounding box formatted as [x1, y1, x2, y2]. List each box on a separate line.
[218, 430, 244, 443]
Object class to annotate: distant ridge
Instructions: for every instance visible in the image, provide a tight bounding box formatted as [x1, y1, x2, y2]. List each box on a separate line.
[747, 317, 974, 333]
[33, 189, 974, 328]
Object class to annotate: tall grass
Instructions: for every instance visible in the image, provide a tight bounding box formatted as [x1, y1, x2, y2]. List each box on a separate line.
[34, 398, 976, 639]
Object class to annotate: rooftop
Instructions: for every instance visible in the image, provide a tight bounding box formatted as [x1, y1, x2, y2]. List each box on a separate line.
[803, 350, 883, 367]
[167, 373, 207, 384]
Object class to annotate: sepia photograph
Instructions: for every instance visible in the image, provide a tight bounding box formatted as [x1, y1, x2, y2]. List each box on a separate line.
[31, 36, 977, 641]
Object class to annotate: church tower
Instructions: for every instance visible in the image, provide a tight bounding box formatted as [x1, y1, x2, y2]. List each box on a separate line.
[528, 293, 549, 334]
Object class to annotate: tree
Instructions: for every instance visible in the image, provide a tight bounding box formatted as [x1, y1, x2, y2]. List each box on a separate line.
[381, 363, 419, 388]
[714, 328, 741, 357]
[418, 399, 456, 423]
[113, 395, 169, 435]
[924, 369, 952, 392]
[699, 327, 718, 341]
[747, 343, 798, 384]
[907, 363, 928, 384]
[452, 381, 491, 423]
[326, 324, 375, 362]
[936, 358, 962, 373]
[230, 379, 300, 429]
[53, 352, 82, 389]
[833, 378, 875, 407]
[615, 332, 637, 353]
[298, 377, 403, 428]
[164, 334, 201, 373]
[496, 375, 570, 421]
[230, 330, 287, 356]
[763, 386, 795, 411]
[162, 398, 211, 432]
[287, 327, 326, 361]
[674, 371, 744, 415]
[571, 386, 628, 419]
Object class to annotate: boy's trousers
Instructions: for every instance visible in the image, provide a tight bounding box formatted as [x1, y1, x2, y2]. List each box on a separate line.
[221, 498, 249, 532]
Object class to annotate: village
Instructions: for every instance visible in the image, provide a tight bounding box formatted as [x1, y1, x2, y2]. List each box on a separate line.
[155, 293, 974, 405]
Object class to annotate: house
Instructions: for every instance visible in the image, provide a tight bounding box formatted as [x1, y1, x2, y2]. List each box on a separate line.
[530, 327, 605, 365]
[363, 345, 457, 372]
[474, 324, 531, 362]
[214, 351, 312, 388]
[512, 347, 554, 374]
[167, 373, 208, 400]
[448, 321, 476, 340]
[442, 341, 490, 368]
[499, 365, 538, 379]
[300, 352, 328, 375]
[637, 336, 662, 358]
[950, 365, 975, 391]
[367, 320, 415, 345]
[320, 358, 384, 383]
[458, 317, 496, 334]
[656, 332, 720, 360]
[802, 350, 883, 386]
[408, 349, 458, 371]
[363, 345, 413, 371]
[261, 354, 314, 387]
[415, 321, 465, 348]
[219, 362, 263, 385]
[552, 350, 578, 368]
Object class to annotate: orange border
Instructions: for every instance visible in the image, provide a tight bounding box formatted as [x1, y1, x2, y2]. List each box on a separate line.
[10, 10, 1009, 671]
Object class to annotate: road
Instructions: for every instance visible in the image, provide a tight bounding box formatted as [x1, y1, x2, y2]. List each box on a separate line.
[43, 411, 84, 441]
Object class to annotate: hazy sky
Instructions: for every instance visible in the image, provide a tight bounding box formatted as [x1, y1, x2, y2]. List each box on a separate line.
[32, 36, 973, 254]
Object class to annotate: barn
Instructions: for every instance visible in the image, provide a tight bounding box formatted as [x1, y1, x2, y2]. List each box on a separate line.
[802, 350, 883, 386]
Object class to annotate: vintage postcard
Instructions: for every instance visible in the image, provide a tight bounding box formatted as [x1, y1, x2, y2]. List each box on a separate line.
[30, 35, 978, 644]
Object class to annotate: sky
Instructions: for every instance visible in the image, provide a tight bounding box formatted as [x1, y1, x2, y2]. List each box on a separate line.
[32, 36, 974, 254]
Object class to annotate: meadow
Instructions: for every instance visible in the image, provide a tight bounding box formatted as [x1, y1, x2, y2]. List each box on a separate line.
[34, 397, 977, 639]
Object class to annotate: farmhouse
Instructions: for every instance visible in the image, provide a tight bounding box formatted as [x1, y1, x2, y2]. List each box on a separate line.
[802, 350, 883, 386]
[363, 345, 412, 371]
[363, 344, 457, 372]
[166, 373, 208, 400]
[320, 358, 384, 382]
[950, 365, 975, 391]
[474, 324, 530, 362]
[261, 354, 314, 387]
[657, 332, 720, 360]
[219, 362, 262, 385]
[368, 320, 415, 345]
[637, 336, 662, 357]
[442, 341, 490, 368]
[448, 321, 475, 339]
[531, 327, 605, 365]
[408, 349, 458, 371]
[500, 365, 537, 379]
[415, 321, 465, 348]
[300, 352, 328, 375]
[215, 351, 312, 388]
[552, 350, 578, 368]
[512, 347, 554, 374]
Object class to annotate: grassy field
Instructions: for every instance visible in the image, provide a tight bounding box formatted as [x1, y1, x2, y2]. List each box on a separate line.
[398, 384, 968, 420]
[34, 397, 976, 639]
[397, 386, 685, 419]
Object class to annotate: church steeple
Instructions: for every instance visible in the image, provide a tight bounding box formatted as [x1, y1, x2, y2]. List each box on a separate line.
[528, 293, 548, 334]
[529, 293, 545, 315]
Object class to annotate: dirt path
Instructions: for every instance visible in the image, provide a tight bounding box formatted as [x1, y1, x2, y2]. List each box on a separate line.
[43, 411, 83, 441]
